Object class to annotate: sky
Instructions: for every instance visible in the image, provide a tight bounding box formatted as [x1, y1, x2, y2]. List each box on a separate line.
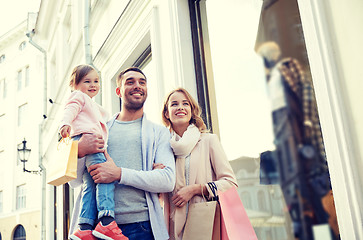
[0, 0, 41, 37]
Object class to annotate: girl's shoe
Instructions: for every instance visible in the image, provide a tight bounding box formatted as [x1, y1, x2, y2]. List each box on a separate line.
[69, 229, 97, 240]
[92, 221, 129, 240]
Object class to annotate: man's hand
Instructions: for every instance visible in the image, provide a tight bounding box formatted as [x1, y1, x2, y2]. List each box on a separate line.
[88, 150, 121, 184]
[78, 133, 105, 158]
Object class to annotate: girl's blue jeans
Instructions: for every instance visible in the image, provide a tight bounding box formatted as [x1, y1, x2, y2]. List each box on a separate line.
[73, 135, 115, 226]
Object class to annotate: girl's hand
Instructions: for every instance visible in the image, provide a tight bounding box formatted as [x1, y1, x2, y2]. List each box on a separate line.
[60, 125, 71, 138]
[153, 163, 165, 170]
[172, 184, 199, 208]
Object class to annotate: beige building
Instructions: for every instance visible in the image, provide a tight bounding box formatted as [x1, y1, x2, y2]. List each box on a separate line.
[0, 20, 43, 239]
[21, 0, 363, 239]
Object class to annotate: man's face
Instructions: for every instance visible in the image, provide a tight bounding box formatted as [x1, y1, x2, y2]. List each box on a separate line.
[116, 71, 147, 111]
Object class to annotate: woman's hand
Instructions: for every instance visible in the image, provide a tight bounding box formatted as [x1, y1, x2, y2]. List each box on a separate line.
[172, 184, 199, 208]
[152, 163, 165, 170]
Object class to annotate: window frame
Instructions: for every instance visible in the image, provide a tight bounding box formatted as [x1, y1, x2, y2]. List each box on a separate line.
[13, 224, 26, 240]
[17, 103, 28, 127]
[0, 55, 5, 64]
[297, 1, 363, 237]
[16, 184, 26, 210]
[0, 190, 3, 213]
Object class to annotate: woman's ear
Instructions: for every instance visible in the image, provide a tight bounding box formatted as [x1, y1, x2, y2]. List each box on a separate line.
[164, 110, 169, 120]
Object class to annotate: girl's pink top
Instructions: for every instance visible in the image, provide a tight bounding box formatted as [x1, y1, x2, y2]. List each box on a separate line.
[60, 90, 109, 141]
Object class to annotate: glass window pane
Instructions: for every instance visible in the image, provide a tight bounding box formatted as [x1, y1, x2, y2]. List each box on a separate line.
[198, 0, 340, 239]
[25, 67, 29, 87]
[18, 104, 27, 127]
[17, 70, 22, 91]
[16, 185, 26, 210]
[0, 115, 3, 148]
[139, 57, 161, 124]
[13, 225, 26, 240]
[0, 190, 3, 213]
[0, 79, 3, 99]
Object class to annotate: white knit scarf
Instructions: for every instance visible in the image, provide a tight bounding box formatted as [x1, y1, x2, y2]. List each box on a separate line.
[169, 124, 201, 239]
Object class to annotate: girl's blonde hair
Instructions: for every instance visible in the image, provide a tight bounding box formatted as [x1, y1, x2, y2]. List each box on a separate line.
[162, 87, 208, 133]
[69, 64, 96, 89]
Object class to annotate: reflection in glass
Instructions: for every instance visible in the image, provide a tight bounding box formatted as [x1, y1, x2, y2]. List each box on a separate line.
[197, 0, 340, 239]
[255, 0, 340, 239]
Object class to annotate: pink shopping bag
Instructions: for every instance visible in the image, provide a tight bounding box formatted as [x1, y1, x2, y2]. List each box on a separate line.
[219, 187, 258, 240]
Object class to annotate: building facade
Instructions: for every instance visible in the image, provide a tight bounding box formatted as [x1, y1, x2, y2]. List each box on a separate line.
[28, 0, 363, 239]
[0, 21, 43, 239]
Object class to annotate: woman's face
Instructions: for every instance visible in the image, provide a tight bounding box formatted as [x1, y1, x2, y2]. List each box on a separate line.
[166, 91, 192, 130]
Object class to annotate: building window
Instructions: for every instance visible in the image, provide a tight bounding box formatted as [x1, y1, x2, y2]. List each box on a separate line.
[18, 41, 27, 51]
[13, 225, 26, 240]
[0, 79, 5, 99]
[0, 190, 3, 213]
[258, 190, 268, 211]
[25, 67, 30, 87]
[17, 70, 22, 91]
[0, 55, 5, 64]
[0, 115, 4, 148]
[16, 184, 26, 210]
[16, 143, 22, 166]
[241, 191, 252, 209]
[17, 67, 30, 91]
[18, 103, 27, 127]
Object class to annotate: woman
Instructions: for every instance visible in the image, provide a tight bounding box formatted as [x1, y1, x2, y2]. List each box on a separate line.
[161, 87, 238, 240]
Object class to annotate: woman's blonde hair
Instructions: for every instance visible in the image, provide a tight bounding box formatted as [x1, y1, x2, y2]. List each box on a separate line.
[162, 87, 208, 133]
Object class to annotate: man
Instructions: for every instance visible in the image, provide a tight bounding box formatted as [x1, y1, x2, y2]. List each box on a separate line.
[69, 67, 176, 240]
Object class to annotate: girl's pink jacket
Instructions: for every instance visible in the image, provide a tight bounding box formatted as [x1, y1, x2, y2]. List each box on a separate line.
[60, 90, 109, 141]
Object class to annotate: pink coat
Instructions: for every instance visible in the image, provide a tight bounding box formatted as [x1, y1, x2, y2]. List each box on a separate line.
[164, 133, 238, 240]
[60, 90, 109, 141]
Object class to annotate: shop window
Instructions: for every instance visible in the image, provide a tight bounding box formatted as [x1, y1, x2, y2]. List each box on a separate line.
[132, 45, 160, 124]
[189, 0, 340, 239]
[13, 225, 26, 240]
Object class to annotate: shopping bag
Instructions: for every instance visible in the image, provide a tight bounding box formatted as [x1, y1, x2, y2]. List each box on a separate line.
[47, 138, 78, 186]
[219, 187, 258, 240]
[182, 200, 217, 240]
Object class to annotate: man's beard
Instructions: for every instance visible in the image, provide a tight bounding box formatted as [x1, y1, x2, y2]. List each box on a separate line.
[123, 99, 145, 111]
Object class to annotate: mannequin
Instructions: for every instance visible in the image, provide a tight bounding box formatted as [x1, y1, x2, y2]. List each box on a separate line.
[257, 41, 339, 239]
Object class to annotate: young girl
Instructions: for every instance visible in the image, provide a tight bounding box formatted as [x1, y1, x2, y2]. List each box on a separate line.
[59, 65, 128, 240]
[161, 87, 238, 240]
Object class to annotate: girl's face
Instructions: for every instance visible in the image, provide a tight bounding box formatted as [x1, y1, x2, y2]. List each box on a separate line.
[166, 91, 192, 130]
[75, 70, 100, 98]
